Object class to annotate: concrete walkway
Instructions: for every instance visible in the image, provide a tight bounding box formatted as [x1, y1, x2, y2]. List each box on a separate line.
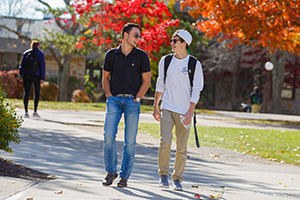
[0, 109, 300, 200]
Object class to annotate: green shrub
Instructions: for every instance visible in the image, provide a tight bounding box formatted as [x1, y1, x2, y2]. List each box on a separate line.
[40, 81, 59, 101]
[0, 86, 23, 153]
[84, 75, 95, 100]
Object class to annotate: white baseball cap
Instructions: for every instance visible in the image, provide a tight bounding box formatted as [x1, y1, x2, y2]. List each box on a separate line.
[175, 29, 192, 52]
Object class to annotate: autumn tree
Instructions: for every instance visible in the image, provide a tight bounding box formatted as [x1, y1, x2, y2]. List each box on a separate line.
[0, 0, 84, 101]
[0, 0, 34, 18]
[72, 0, 179, 63]
[64, 0, 180, 96]
[182, 0, 300, 113]
[37, 0, 87, 101]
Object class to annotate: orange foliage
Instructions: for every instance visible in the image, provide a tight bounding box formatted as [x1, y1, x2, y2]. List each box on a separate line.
[181, 0, 300, 55]
[40, 82, 59, 101]
[72, 89, 91, 103]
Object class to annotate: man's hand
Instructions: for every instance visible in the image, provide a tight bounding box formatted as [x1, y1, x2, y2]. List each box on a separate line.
[182, 112, 193, 125]
[153, 106, 161, 121]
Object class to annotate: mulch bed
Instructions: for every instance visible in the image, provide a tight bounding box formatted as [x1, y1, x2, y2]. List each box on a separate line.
[0, 157, 56, 182]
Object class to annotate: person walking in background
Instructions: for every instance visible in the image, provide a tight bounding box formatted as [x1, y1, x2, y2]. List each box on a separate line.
[19, 40, 45, 118]
[153, 29, 204, 191]
[102, 23, 151, 187]
[250, 86, 263, 113]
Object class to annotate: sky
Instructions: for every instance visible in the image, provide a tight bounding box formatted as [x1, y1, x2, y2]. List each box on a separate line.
[0, 0, 66, 19]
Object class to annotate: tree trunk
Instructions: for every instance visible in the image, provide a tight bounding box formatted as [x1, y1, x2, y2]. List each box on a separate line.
[231, 48, 241, 110]
[270, 51, 288, 113]
[59, 54, 71, 102]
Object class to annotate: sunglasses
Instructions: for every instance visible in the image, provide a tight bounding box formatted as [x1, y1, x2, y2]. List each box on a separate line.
[134, 34, 141, 39]
[170, 38, 182, 43]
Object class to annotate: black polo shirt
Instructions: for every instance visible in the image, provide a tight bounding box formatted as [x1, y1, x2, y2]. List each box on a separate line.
[103, 46, 151, 96]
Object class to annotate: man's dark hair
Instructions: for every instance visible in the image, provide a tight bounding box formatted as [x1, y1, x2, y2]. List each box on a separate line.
[121, 23, 140, 38]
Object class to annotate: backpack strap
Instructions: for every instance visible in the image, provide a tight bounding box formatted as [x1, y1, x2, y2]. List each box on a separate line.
[164, 54, 173, 84]
[188, 55, 197, 88]
[188, 55, 199, 148]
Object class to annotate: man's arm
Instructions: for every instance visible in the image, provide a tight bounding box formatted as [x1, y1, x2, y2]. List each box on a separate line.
[134, 71, 151, 101]
[152, 91, 163, 121]
[102, 70, 112, 97]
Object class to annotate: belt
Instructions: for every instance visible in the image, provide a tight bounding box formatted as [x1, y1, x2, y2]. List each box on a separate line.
[115, 94, 134, 98]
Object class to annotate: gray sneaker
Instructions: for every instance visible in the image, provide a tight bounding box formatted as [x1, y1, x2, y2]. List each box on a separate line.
[159, 175, 169, 188]
[32, 112, 40, 118]
[173, 179, 183, 191]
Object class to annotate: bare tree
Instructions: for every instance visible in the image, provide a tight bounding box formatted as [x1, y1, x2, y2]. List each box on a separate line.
[0, 0, 40, 18]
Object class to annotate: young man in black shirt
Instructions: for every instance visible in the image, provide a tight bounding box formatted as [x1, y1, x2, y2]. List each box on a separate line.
[102, 23, 151, 187]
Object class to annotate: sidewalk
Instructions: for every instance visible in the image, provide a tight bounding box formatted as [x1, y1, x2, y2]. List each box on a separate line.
[0, 109, 300, 200]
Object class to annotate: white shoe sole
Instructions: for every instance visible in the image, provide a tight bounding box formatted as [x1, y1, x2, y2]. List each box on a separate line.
[159, 184, 169, 188]
[174, 187, 183, 191]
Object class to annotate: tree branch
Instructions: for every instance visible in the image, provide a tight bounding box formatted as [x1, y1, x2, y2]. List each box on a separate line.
[36, 0, 51, 8]
[0, 24, 31, 41]
[37, 0, 65, 29]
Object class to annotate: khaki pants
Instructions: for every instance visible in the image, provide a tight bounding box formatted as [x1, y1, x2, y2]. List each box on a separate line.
[158, 109, 190, 182]
[252, 104, 261, 113]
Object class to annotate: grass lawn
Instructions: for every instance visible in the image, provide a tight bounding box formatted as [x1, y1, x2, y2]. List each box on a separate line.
[7, 98, 300, 165]
[138, 123, 300, 166]
[7, 98, 215, 114]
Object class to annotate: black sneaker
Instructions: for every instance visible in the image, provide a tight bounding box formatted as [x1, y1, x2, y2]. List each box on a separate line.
[117, 177, 127, 187]
[102, 173, 118, 186]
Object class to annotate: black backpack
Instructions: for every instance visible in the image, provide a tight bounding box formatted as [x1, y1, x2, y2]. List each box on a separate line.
[24, 49, 39, 73]
[163, 53, 200, 148]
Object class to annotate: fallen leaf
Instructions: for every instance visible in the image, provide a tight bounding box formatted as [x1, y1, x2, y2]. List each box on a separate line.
[209, 154, 220, 159]
[55, 191, 63, 194]
[209, 194, 220, 199]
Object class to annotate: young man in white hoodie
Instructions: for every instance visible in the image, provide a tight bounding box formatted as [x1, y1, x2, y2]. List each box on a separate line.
[153, 29, 204, 191]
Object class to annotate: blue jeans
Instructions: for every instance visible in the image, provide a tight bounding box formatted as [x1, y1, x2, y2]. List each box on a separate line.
[103, 96, 140, 180]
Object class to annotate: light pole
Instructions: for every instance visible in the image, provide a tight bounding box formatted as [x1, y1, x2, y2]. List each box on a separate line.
[264, 61, 274, 113]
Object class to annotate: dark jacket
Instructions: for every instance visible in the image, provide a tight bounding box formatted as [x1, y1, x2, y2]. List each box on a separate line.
[19, 47, 46, 80]
[250, 91, 263, 105]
